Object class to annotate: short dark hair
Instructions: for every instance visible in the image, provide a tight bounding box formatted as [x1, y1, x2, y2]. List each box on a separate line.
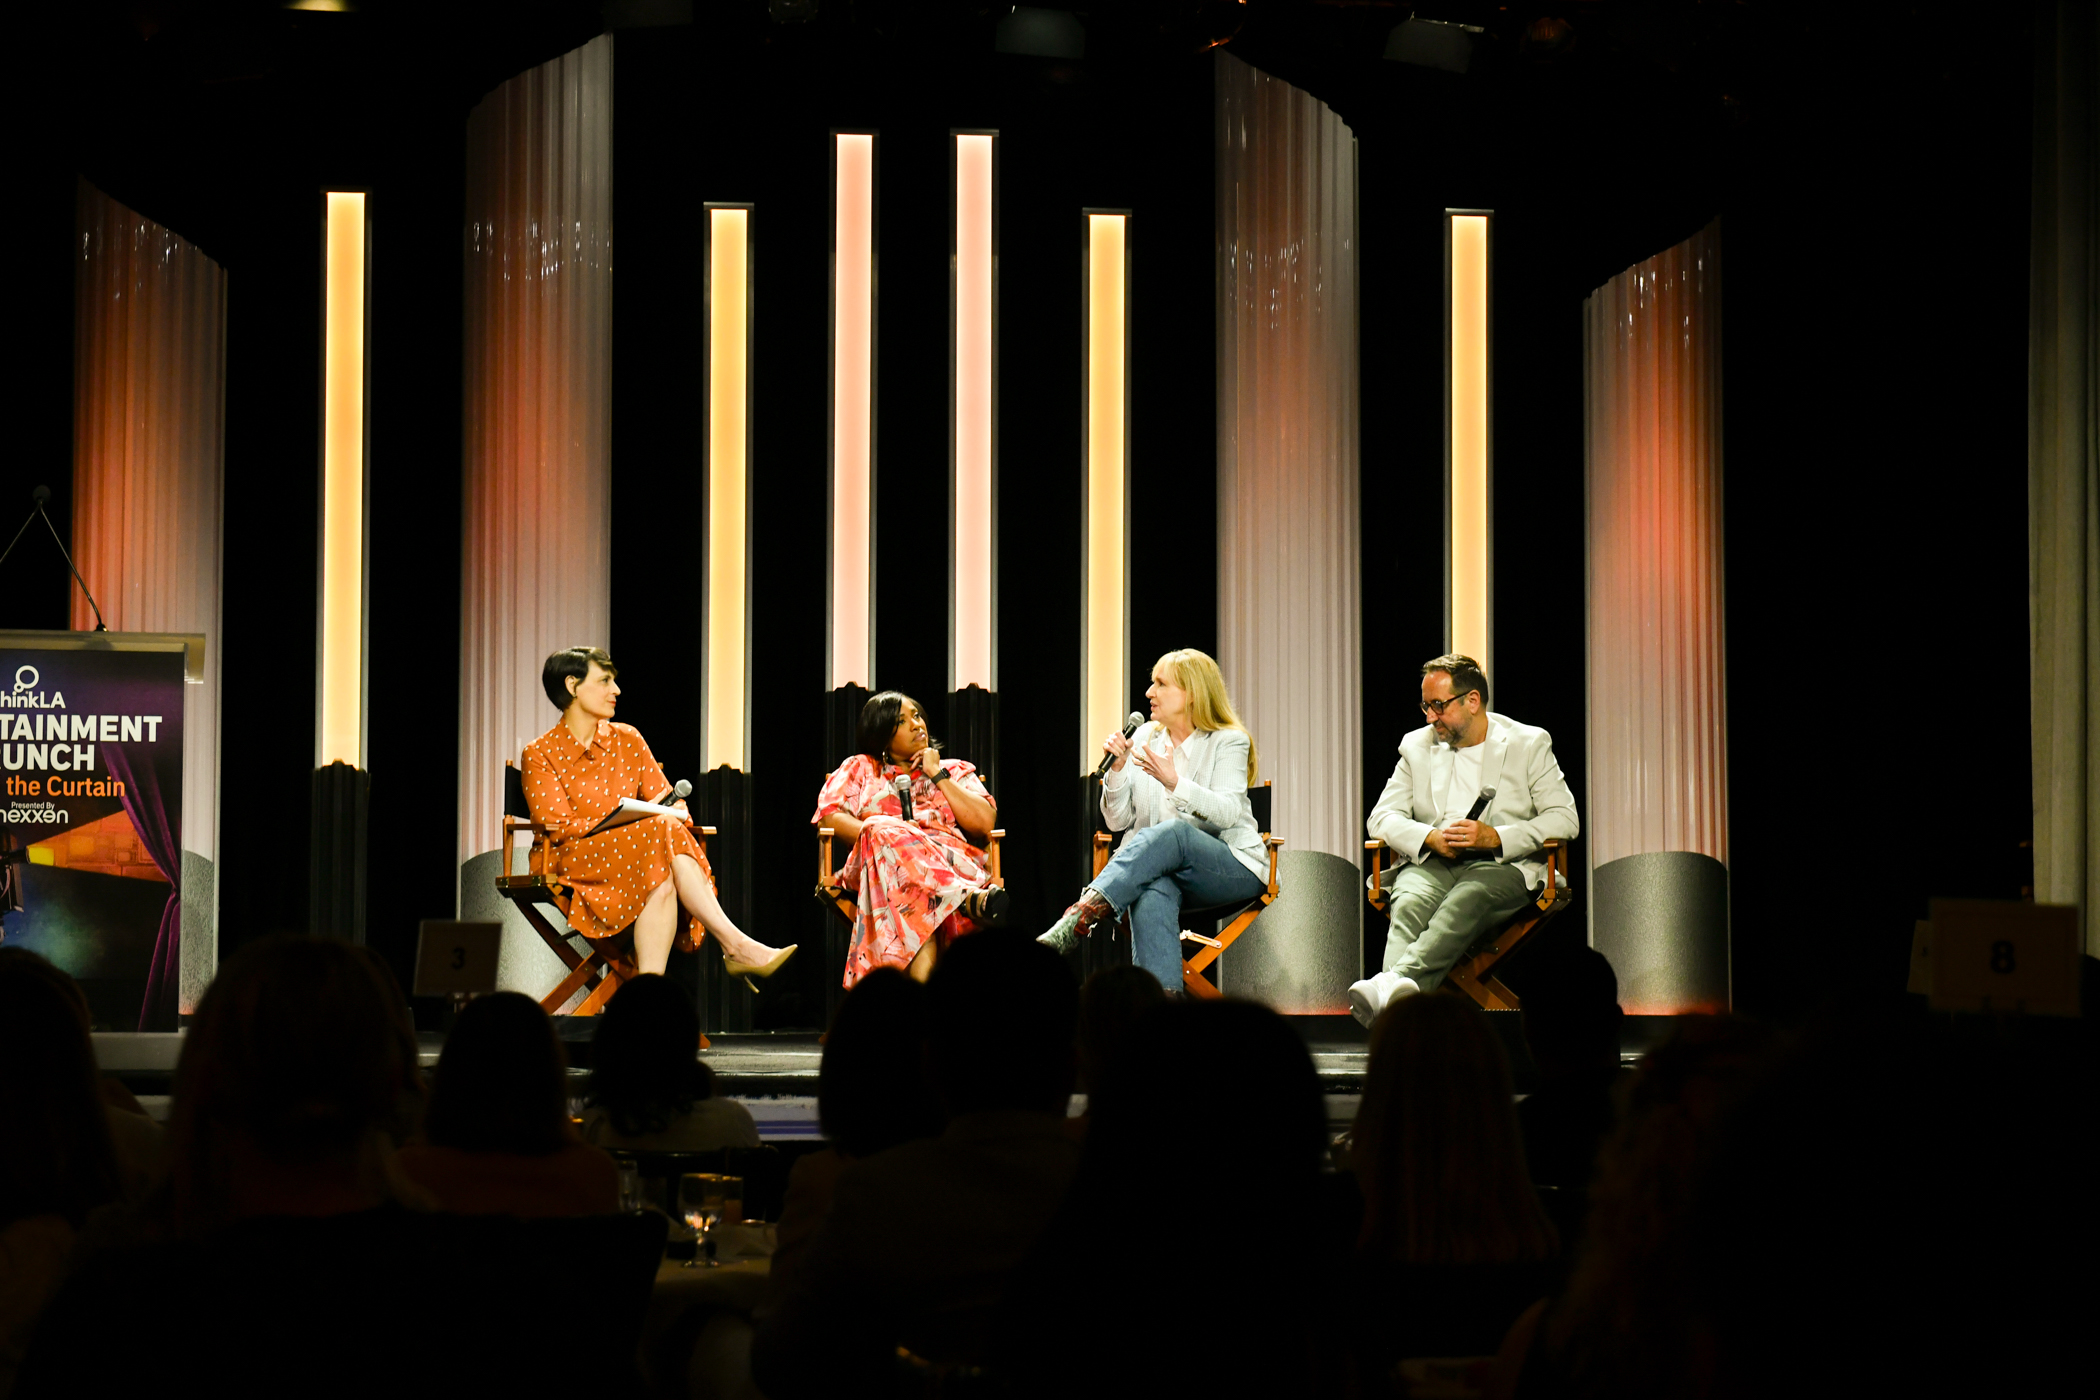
[585, 974, 713, 1138]
[423, 992, 570, 1156]
[1421, 653, 1489, 705]
[855, 690, 935, 761]
[543, 646, 616, 709]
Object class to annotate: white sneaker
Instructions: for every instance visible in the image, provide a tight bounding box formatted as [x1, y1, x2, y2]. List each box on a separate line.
[1347, 971, 1422, 1027]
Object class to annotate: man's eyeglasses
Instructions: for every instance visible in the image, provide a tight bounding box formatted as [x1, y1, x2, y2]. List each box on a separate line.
[1420, 692, 1476, 717]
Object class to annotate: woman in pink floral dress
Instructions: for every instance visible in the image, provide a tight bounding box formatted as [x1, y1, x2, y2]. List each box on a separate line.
[812, 692, 1007, 986]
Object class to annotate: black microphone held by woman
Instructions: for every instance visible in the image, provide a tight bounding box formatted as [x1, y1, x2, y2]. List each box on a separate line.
[1093, 711, 1145, 779]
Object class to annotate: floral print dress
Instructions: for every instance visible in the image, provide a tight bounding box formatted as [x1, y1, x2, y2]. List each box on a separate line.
[812, 754, 996, 986]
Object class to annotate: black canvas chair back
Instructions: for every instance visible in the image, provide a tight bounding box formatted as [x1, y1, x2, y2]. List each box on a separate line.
[503, 762, 530, 820]
[1248, 781, 1271, 833]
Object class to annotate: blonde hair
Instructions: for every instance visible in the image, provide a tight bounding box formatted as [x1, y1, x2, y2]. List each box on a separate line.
[1152, 648, 1258, 785]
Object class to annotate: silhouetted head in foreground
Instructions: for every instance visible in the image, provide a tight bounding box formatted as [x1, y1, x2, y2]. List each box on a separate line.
[1354, 992, 1557, 1264]
[423, 991, 571, 1156]
[927, 932, 1077, 1117]
[820, 967, 941, 1157]
[1075, 964, 1167, 1096]
[1520, 941, 1623, 1079]
[587, 974, 714, 1138]
[170, 936, 420, 1235]
[0, 949, 121, 1229]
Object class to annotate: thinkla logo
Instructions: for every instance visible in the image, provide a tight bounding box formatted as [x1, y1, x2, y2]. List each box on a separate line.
[1, 666, 64, 711]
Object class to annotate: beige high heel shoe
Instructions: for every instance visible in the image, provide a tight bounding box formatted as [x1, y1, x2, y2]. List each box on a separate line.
[723, 943, 798, 993]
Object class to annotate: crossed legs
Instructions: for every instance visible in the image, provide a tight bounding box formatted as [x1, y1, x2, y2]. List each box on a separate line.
[632, 852, 772, 975]
[1089, 822, 1265, 993]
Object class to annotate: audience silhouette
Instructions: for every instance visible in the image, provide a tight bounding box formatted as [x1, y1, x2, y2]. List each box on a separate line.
[0, 952, 125, 1394]
[581, 972, 759, 1151]
[1074, 963, 1167, 1098]
[5, 923, 2078, 1400]
[753, 931, 1081, 1398]
[1506, 1014, 1777, 1399]
[395, 990, 618, 1216]
[771, 967, 941, 1299]
[1335, 993, 1560, 1391]
[997, 997, 1329, 1398]
[13, 937, 663, 1396]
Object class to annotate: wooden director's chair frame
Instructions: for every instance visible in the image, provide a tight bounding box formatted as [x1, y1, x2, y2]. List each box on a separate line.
[1091, 780, 1285, 1000]
[1362, 837, 1569, 1010]
[498, 761, 716, 1020]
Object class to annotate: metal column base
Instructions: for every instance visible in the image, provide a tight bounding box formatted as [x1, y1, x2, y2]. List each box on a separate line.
[1590, 850, 1729, 1014]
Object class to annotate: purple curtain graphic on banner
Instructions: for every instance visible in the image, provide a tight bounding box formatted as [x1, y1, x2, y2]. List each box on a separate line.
[0, 643, 186, 1031]
[102, 743, 180, 1030]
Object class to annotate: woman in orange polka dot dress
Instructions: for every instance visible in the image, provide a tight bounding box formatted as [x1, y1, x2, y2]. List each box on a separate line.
[812, 691, 1006, 986]
[522, 647, 795, 983]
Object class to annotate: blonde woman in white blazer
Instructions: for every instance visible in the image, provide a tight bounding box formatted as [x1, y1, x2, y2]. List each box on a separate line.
[1040, 649, 1266, 993]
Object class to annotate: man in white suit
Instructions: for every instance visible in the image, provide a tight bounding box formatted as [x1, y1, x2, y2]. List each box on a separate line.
[1349, 654, 1579, 1026]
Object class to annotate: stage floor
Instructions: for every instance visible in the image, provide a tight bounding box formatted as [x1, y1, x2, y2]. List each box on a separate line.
[690, 1016, 1377, 1138]
[96, 1012, 1665, 1142]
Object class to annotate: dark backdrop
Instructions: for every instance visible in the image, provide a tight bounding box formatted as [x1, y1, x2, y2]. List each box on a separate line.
[5, 3, 2036, 1025]
[610, 26, 1216, 1026]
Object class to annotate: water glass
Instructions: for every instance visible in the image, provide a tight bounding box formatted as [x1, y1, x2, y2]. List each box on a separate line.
[678, 1173, 742, 1268]
[614, 1156, 641, 1213]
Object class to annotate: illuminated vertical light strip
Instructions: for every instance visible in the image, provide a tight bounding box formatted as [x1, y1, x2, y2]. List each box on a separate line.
[1081, 211, 1130, 771]
[952, 133, 996, 689]
[319, 191, 368, 767]
[1448, 211, 1492, 683]
[705, 205, 752, 771]
[830, 134, 875, 691]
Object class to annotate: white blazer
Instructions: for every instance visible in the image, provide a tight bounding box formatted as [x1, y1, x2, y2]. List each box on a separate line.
[1101, 722, 1267, 880]
[1366, 711, 1579, 891]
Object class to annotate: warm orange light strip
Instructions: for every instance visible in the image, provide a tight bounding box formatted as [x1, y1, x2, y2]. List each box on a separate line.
[953, 134, 994, 690]
[831, 135, 874, 691]
[1449, 213, 1490, 680]
[319, 191, 366, 768]
[706, 208, 750, 771]
[1083, 213, 1127, 772]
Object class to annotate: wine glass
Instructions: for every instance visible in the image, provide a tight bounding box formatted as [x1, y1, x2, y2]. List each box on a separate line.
[679, 1173, 741, 1268]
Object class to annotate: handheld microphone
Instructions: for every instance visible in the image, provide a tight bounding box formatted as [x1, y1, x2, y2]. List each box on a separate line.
[1464, 786, 1497, 822]
[1095, 711, 1147, 778]
[893, 773, 915, 824]
[654, 778, 693, 808]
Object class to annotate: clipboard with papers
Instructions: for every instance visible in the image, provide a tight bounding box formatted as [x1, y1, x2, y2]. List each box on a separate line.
[582, 796, 691, 838]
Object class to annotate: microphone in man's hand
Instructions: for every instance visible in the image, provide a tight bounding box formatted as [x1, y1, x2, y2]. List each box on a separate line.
[1095, 711, 1147, 778]
[655, 778, 693, 808]
[893, 773, 915, 824]
[1464, 786, 1497, 822]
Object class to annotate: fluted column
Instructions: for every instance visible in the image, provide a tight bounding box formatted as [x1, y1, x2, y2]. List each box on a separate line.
[456, 36, 615, 1006]
[1214, 53, 1363, 1011]
[70, 179, 227, 1023]
[1583, 218, 1729, 1012]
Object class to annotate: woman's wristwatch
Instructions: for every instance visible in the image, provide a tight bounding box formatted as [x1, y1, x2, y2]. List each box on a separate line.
[925, 763, 946, 784]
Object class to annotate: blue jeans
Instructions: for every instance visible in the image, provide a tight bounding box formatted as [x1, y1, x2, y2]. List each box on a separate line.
[1090, 822, 1265, 993]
